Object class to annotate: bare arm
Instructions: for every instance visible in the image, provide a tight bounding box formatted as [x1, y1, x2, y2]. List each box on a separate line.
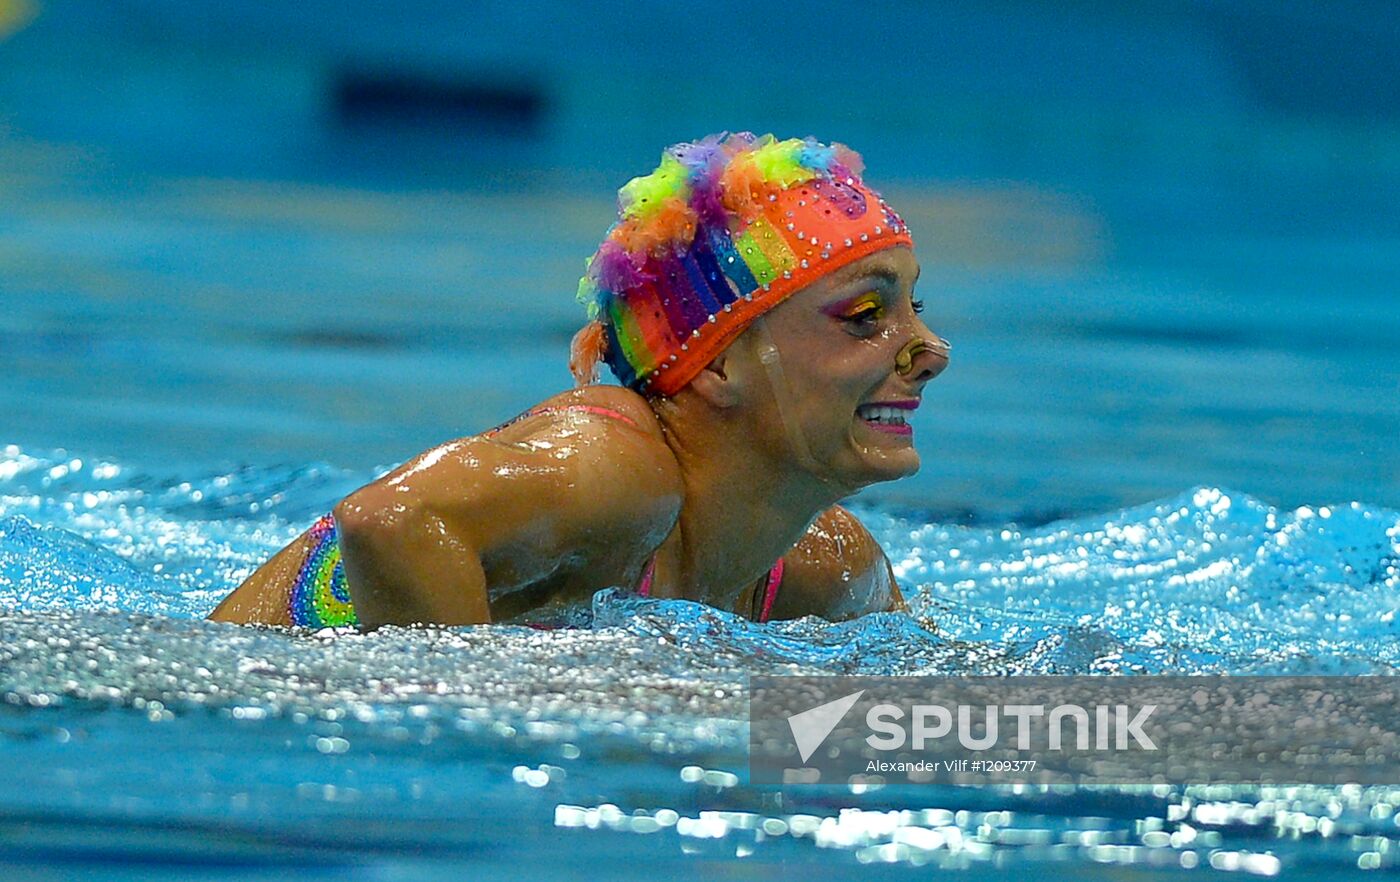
[766, 505, 906, 621]
[335, 400, 682, 628]
[333, 469, 493, 627]
[208, 527, 314, 625]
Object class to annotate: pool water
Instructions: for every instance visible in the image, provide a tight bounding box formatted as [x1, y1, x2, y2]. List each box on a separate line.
[3, 447, 1399, 879]
[2, 136, 1400, 879]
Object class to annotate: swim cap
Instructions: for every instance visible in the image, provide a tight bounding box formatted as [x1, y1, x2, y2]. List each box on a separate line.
[571, 133, 913, 396]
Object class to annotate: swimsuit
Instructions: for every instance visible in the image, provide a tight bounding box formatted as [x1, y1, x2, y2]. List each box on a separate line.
[287, 403, 785, 628]
[634, 555, 785, 622]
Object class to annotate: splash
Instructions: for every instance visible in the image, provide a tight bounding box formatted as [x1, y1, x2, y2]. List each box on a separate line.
[3, 444, 1399, 876]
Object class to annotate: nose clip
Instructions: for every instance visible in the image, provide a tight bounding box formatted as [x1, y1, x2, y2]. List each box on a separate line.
[895, 336, 951, 376]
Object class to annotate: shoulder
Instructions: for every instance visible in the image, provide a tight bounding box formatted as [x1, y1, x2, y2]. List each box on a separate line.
[345, 385, 682, 575]
[766, 505, 902, 620]
[519, 385, 668, 443]
[487, 385, 681, 520]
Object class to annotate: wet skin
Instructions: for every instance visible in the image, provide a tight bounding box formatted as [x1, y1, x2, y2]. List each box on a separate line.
[208, 245, 948, 628]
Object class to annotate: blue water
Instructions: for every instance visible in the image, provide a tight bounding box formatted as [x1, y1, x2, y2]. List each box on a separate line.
[3, 442, 1399, 879]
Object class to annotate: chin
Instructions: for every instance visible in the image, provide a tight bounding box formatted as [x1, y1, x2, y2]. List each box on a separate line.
[813, 422, 922, 489]
[878, 451, 922, 481]
[850, 422, 921, 476]
[843, 448, 921, 489]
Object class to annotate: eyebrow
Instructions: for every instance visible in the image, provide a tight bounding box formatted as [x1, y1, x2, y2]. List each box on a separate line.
[830, 263, 920, 289]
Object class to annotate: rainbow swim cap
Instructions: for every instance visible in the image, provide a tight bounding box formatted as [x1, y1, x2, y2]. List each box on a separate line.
[571, 133, 913, 396]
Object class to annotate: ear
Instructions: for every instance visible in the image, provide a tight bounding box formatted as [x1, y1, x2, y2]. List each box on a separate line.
[688, 350, 741, 408]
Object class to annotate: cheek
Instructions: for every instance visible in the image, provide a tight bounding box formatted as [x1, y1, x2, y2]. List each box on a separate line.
[777, 321, 896, 404]
[797, 356, 878, 435]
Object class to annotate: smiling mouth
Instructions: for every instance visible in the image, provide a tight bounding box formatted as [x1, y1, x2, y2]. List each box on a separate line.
[856, 404, 914, 435]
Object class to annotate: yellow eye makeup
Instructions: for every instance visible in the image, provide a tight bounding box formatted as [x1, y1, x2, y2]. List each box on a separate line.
[826, 292, 885, 322]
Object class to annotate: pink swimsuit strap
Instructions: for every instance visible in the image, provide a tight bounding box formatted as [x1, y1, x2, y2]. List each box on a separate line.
[636, 556, 785, 624]
[483, 402, 640, 438]
[757, 557, 785, 622]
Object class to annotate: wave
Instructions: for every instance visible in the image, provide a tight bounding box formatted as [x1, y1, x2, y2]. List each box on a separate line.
[2, 443, 1397, 686]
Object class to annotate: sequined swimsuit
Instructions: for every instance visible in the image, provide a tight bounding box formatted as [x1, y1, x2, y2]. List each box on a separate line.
[287, 403, 786, 628]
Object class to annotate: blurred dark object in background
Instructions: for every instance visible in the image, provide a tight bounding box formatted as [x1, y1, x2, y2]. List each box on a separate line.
[2, 0, 1397, 233]
[332, 68, 545, 136]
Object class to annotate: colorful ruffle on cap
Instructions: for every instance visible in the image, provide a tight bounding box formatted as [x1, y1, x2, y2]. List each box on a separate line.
[571, 133, 913, 396]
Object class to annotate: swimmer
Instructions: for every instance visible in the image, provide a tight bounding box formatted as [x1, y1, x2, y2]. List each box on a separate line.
[209, 133, 949, 628]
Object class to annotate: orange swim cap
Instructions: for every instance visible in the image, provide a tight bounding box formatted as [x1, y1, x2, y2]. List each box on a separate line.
[572, 133, 913, 396]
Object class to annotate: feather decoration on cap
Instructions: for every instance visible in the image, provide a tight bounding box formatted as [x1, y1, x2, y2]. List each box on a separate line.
[832, 143, 865, 177]
[569, 319, 608, 386]
[588, 240, 652, 293]
[749, 138, 815, 189]
[670, 132, 735, 229]
[618, 154, 689, 221]
[614, 195, 697, 255]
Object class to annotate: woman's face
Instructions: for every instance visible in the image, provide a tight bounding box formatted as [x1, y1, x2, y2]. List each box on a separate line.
[741, 245, 948, 490]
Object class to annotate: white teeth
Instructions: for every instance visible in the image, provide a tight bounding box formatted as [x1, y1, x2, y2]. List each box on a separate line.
[857, 405, 907, 425]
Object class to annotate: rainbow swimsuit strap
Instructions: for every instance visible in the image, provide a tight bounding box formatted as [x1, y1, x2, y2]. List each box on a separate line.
[288, 513, 359, 627]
